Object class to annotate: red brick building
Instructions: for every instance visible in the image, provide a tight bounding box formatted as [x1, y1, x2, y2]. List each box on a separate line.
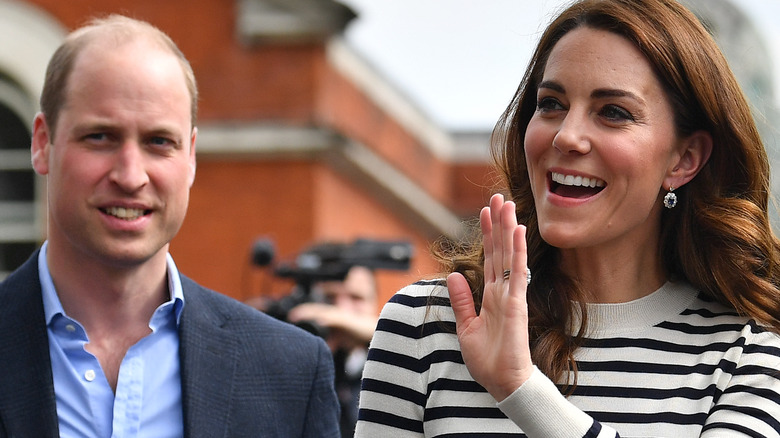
[0, 0, 495, 307]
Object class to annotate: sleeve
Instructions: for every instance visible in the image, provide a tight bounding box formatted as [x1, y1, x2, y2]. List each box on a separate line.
[496, 324, 780, 438]
[356, 284, 617, 438]
[355, 287, 430, 437]
[497, 367, 619, 438]
[700, 325, 780, 437]
[302, 337, 342, 438]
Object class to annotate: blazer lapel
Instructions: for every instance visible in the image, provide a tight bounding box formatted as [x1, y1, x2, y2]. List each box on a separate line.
[0, 252, 59, 437]
[178, 278, 239, 438]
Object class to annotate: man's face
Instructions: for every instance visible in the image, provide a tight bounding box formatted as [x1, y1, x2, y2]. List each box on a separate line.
[32, 39, 197, 268]
[320, 266, 377, 317]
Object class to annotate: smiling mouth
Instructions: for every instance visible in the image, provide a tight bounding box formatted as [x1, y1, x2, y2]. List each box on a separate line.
[550, 172, 606, 199]
[102, 207, 150, 221]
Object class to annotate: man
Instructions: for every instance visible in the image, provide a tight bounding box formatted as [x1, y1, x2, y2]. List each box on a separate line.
[288, 265, 379, 438]
[0, 15, 339, 437]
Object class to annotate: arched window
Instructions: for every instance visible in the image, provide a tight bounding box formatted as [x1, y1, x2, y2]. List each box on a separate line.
[0, 2, 65, 278]
[0, 76, 37, 277]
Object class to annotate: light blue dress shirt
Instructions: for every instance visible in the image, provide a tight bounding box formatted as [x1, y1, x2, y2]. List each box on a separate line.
[39, 242, 186, 438]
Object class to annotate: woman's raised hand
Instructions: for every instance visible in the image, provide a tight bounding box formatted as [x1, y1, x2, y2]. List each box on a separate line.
[447, 193, 534, 401]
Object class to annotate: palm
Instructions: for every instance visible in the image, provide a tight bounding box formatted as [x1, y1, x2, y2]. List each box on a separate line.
[447, 194, 534, 401]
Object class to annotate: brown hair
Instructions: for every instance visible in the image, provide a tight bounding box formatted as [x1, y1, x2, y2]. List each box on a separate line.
[434, 0, 780, 390]
[39, 14, 198, 136]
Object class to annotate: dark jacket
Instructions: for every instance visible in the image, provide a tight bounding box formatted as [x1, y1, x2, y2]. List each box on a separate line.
[0, 250, 340, 437]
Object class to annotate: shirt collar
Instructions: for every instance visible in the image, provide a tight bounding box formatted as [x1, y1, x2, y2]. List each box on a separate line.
[39, 241, 185, 326]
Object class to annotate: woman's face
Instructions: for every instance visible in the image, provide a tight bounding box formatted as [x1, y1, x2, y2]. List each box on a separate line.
[525, 27, 684, 251]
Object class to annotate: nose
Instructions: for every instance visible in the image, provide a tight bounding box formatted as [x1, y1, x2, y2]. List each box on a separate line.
[552, 111, 591, 155]
[109, 142, 150, 192]
[332, 293, 351, 310]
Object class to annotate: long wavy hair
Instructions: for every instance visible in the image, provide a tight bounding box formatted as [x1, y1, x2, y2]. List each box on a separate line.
[433, 0, 780, 390]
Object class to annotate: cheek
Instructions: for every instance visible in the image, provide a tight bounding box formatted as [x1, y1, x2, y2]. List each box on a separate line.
[523, 120, 552, 183]
[608, 145, 665, 186]
[57, 152, 106, 184]
[152, 161, 194, 191]
[524, 118, 554, 161]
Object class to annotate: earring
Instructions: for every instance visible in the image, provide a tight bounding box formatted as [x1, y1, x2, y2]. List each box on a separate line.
[663, 186, 677, 209]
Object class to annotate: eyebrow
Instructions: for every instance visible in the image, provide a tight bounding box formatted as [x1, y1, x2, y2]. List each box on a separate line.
[538, 80, 565, 94]
[538, 80, 644, 103]
[71, 121, 118, 136]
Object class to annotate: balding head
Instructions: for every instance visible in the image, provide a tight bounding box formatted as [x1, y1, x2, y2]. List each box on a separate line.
[39, 15, 198, 136]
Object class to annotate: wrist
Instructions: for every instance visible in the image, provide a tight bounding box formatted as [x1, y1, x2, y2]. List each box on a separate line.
[487, 366, 536, 402]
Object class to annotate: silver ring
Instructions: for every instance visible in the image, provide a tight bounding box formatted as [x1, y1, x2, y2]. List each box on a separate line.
[502, 269, 511, 280]
[526, 267, 532, 285]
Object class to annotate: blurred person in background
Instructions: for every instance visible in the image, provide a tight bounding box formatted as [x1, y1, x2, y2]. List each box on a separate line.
[288, 264, 379, 438]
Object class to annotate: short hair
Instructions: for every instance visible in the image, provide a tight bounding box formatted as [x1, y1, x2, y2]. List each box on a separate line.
[39, 14, 198, 136]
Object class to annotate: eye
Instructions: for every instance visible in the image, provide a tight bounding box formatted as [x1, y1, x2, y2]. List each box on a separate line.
[599, 104, 634, 122]
[147, 136, 178, 151]
[149, 136, 171, 146]
[84, 133, 108, 142]
[537, 96, 565, 113]
[81, 132, 116, 149]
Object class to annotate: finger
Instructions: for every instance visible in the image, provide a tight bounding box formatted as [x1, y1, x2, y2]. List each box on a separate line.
[480, 206, 495, 282]
[500, 200, 518, 281]
[447, 272, 477, 330]
[508, 225, 529, 298]
[489, 194, 505, 281]
[287, 303, 321, 323]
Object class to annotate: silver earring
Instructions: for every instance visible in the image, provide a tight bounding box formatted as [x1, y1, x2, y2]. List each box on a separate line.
[663, 186, 677, 209]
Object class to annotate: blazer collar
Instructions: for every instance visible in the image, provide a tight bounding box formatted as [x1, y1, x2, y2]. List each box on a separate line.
[178, 277, 240, 438]
[0, 251, 59, 436]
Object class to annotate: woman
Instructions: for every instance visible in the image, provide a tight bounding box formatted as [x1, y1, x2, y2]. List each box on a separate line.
[355, 0, 780, 436]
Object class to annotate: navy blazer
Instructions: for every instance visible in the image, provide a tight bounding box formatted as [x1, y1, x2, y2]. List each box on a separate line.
[0, 251, 340, 437]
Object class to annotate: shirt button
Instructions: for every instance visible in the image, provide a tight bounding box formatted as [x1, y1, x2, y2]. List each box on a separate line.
[84, 370, 96, 382]
[65, 324, 76, 333]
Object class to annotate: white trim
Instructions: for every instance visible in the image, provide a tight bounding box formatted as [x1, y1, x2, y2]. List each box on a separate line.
[0, 150, 34, 171]
[0, 1, 63, 249]
[326, 37, 458, 162]
[0, 76, 37, 124]
[334, 139, 466, 239]
[196, 123, 466, 239]
[236, 0, 354, 44]
[0, 223, 37, 242]
[195, 123, 340, 156]
[0, 0, 66, 104]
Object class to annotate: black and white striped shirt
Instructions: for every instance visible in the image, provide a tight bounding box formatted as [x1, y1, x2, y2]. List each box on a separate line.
[356, 280, 780, 437]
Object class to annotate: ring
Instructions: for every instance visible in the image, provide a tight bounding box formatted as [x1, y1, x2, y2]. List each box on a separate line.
[503, 268, 531, 285]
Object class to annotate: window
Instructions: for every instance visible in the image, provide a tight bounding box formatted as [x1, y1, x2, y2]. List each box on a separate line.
[0, 78, 38, 279]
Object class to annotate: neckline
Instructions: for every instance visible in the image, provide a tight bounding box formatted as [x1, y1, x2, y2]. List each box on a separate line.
[576, 280, 699, 337]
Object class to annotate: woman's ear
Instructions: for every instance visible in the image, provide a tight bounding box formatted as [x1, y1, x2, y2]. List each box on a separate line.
[664, 130, 713, 190]
[31, 113, 52, 176]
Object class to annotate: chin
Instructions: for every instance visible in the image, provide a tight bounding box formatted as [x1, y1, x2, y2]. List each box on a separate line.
[538, 225, 583, 250]
[96, 241, 166, 267]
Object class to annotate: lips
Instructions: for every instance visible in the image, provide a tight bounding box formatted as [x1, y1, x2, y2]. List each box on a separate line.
[101, 206, 149, 221]
[550, 172, 606, 199]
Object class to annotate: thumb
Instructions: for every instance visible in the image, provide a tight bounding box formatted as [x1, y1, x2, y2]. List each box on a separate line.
[447, 272, 477, 328]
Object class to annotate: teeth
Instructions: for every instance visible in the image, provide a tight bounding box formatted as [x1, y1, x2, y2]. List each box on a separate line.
[552, 172, 605, 188]
[104, 207, 145, 220]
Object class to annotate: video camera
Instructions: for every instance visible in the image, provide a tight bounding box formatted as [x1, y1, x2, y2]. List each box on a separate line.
[252, 238, 413, 337]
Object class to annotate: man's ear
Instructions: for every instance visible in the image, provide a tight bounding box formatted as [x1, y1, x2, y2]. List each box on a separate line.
[31, 113, 52, 176]
[664, 130, 713, 190]
[188, 126, 197, 187]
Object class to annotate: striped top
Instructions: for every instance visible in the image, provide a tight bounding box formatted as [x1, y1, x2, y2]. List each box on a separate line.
[355, 279, 780, 437]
